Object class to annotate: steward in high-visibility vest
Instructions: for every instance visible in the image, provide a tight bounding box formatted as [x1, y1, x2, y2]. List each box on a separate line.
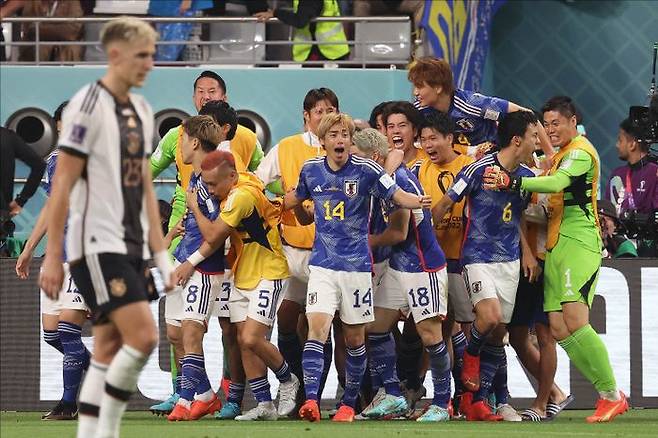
[292, 0, 350, 61]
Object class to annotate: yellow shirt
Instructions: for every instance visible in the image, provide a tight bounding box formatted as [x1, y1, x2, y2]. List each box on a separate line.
[416, 153, 474, 260]
[220, 174, 289, 289]
[406, 147, 429, 170]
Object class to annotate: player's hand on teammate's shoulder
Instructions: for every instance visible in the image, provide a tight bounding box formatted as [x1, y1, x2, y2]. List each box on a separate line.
[186, 187, 199, 212]
[173, 260, 195, 287]
[38, 254, 64, 299]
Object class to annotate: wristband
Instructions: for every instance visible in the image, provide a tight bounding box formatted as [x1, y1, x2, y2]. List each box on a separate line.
[153, 250, 173, 285]
[186, 250, 206, 267]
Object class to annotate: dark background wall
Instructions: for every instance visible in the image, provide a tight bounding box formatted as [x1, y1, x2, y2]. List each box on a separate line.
[482, 0, 658, 185]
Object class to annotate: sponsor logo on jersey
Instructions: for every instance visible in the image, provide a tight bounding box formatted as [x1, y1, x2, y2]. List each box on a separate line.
[109, 278, 127, 297]
[313, 185, 323, 193]
[344, 180, 358, 198]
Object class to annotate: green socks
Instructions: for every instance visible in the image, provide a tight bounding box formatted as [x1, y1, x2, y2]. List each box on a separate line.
[558, 324, 617, 394]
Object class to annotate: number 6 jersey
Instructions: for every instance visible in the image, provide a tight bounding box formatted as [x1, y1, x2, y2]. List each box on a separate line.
[296, 155, 399, 273]
[447, 153, 534, 265]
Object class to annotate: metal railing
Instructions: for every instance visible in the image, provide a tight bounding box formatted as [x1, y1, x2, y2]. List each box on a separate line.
[0, 15, 415, 67]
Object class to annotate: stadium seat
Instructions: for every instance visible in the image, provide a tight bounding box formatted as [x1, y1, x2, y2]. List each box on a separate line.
[208, 22, 265, 64]
[353, 21, 411, 63]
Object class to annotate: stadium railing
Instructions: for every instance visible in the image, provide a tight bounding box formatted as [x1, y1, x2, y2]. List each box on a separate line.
[0, 16, 415, 68]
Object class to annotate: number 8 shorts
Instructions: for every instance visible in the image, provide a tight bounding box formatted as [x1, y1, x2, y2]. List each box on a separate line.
[305, 266, 374, 325]
[165, 261, 222, 325]
[229, 278, 288, 327]
[375, 267, 448, 323]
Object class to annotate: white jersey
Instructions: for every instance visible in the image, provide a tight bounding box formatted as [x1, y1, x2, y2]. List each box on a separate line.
[58, 81, 154, 261]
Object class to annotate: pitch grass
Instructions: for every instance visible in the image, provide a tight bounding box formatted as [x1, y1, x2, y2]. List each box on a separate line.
[1, 409, 657, 438]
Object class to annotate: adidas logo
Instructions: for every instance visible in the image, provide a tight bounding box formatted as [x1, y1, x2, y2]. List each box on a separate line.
[72, 296, 82, 303]
[258, 310, 266, 317]
[185, 306, 194, 312]
[421, 308, 430, 316]
[313, 185, 323, 193]
[565, 289, 575, 296]
[362, 309, 371, 317]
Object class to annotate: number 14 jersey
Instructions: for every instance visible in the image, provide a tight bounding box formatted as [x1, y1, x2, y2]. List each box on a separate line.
[296, 155, 399, 272]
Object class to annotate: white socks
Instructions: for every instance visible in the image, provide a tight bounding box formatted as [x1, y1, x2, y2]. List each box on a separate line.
[77, 360, 108, 438]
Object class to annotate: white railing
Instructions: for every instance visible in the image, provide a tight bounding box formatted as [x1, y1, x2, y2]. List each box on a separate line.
[0, 15, 415, 68]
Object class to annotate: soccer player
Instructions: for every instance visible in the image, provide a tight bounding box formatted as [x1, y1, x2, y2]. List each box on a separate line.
[484, 96, 628, 423]
[178, 150, 299, 421]
[416, 112, 475, 412]
[255, 88, 337, 401]
[432, 111, 540, 421]
[382, 101, 428, 169]
[39, 17, 174, 438]
[165, 115, 227, 421]
[283, 113, 432, 422]
[15, 101, 91, 421]
[351, 128, 452, 422]
[408, 56, 553, 159]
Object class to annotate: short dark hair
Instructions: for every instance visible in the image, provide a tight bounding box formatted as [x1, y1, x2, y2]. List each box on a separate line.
[497, 111, 539, 148]
[53, 101, 69, 123]
[419, 112, 455, 137]
[541, 95, 578, 120]
[382, 101, 423, 130]
[407, 57, 455, 96]
[303, 88, 339, 112]
[620, 117, 649, 152]
[369, 101, 392, 129]
[199, 100, 238, 141]
[194, 70, 227, 94]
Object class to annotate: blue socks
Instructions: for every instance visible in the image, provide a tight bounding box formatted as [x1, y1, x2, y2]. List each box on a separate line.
[426, 341, 451, 408]
[466, 323, 489, 356]
[493, 347, 509, 405]
[248, 376, 272, 403]
[474, 344, 506, 402]
[318, 335, 333, 399]
[227, 381, 245, 405]
[302, 340, 325, 401]
[179, 353, 210, 402]
[44, 329, 64, 354]
[58, 321, 90, 404]
[368, 332, 401, 396]
[343, 344, 367, 408]
[451, 331, 467, 396]
[274, 360, 292, 383]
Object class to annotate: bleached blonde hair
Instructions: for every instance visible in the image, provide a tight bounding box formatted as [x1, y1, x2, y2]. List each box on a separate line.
[101, 16, 158, 48]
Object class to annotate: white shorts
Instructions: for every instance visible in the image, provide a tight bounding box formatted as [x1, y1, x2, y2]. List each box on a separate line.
[229, 278, 288, 326]
[41, 263, 88, 315]
[165, 262, 223, 325]
[462, 260, 520, 324]
[448, 273, 475, 323]
[372, 260, 388, 294]
[376, 267, 448, 323]
[306, 266, 374, 325]
[164, 286, 183, 327]
[282, 245, 310, 304]
[210, 272, 232, 319]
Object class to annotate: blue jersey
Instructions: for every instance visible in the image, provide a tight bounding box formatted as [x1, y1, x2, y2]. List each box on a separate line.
[388, 166, 446, 273]
[414, 88, 509, 146]
[296, 155, 399, 272]
[173, 172, 224, 274]
[369, 196, 390, 264]
[447, 153, 534, 265]
[44, 150, 69, 261]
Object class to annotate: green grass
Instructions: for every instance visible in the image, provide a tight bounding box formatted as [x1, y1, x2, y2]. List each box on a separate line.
[1, 409, 657, 438]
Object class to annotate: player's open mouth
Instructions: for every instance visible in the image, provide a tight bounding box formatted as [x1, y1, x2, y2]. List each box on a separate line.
[334, 146, 345, 154]
[427, 150, 438, 159]
[392, 136, 404, 148]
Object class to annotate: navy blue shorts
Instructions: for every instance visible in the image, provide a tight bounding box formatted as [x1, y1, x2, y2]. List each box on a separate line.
[508, 259, 548, 327]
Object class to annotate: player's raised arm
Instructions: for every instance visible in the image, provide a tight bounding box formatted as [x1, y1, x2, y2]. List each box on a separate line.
[391, 187, 432, 209]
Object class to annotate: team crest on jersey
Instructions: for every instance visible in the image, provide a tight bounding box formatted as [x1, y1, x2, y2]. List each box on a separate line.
[308, 292, 318, 305]
[126, 132, 141, 155]
[344, 180, 358, 198]
[472, 281, 482, 294]
[109, 278, 127, 297]
[456, 119, 475, 131]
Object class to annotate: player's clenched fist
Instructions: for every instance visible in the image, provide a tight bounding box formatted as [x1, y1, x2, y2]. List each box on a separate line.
[39, 254, 64, 299]
[483, 165, 521, 191]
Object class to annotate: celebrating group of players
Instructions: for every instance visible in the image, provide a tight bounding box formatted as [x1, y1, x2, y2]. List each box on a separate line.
[19, 16, 629, 438]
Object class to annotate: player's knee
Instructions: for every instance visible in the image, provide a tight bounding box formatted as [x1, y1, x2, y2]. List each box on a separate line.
[166, 324, 182, 344]
[507, 327, 527, 351]
[239, 331, 260, 351]
[343, 331, 365, 348]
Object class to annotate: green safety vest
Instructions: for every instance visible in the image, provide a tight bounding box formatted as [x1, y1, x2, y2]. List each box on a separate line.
[292, 0, 350, 61]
